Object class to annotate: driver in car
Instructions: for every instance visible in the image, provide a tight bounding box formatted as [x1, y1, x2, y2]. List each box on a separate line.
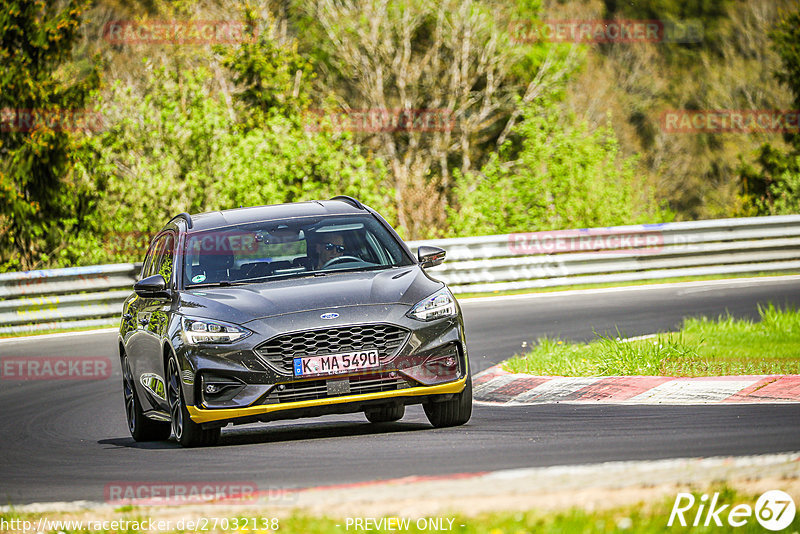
[314, 233, 347, 269]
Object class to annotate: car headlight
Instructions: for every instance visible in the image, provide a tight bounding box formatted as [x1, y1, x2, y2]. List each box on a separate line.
[407, 288, 457, 321]
[182, 316, 252, 344]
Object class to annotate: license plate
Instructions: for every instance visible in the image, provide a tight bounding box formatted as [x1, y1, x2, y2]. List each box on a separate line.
[293, 349, 379, 377]
[326, 378, 350, 396]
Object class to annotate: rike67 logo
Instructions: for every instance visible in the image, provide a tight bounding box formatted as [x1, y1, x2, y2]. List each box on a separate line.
[668, 490, 796, 531]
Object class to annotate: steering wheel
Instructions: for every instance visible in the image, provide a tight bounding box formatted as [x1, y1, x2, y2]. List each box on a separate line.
[240, 259, 272, 278]
[322, 255, 362, 268]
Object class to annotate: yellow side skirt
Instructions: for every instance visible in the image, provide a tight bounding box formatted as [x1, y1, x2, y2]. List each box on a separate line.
[187, 377, 468, 424]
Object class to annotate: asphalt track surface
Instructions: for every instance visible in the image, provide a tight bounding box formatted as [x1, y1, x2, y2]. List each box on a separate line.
[1, 277, 799, 504]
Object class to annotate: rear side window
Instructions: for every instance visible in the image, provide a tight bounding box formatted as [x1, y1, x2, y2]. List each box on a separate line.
[140, 236, 163, 279]
[154, 234, 175, 284]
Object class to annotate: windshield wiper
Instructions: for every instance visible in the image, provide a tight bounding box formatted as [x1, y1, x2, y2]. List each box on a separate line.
[185, 266, 399, 288]
[235, 271, 326, 283]
[187, 280, 235, 289]
[323, 264, 393, 275]
[187, 271, 327, 288]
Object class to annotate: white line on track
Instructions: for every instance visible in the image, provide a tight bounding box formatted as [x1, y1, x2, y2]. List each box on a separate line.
[0, 327, 118, 344]
[457, 274, 800, 305]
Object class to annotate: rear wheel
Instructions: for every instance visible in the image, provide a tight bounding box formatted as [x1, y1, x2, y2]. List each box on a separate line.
[365, 404, 405, 423]
[167, 356, 220, 447]
[423, 374, 473, 428]
[122, 355, 170, 442]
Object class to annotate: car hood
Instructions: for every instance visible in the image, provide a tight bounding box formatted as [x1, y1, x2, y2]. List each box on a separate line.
[178, 266, 443, 324]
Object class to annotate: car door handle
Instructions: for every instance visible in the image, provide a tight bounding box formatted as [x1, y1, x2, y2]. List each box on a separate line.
[123, 313, 133, 320]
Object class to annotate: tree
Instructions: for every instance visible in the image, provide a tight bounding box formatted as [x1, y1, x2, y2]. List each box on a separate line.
[739, 3, 800, 215]
[213, 13, 393, 215]
[216, 7, 315, 125]
[297, 0, 576, 238]
[449, 97, 671, 236]
[0, 0, 101, 271]
[67, 33, 391, 266]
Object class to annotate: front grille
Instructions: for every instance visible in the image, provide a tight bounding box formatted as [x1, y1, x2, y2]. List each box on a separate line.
[267, 373, 412, 403]
[255, 324, 409, 375]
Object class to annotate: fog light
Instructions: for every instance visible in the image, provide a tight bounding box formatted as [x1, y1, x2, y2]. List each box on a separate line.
[398, 345, 462, 386]
[201, 374, 245, 403]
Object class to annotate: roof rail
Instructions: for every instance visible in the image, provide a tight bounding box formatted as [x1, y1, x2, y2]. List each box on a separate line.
[330, 195, 365, 210]
[169, 212, 194, 229]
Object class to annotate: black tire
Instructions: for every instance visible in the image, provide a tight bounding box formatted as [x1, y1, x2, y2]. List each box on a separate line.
[423, 374, 473, 428]
[122, 355, 171, 442]
[365, 404, 405, 423]
[167, 356, 220, 447]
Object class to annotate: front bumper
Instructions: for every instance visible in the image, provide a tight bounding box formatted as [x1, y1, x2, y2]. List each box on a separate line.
[187, 375, 468, 425]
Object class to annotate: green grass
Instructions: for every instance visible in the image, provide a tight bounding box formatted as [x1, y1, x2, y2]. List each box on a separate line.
[505, 303, 800, 377]
[1, 486, 796, 533]
[456, 272, 799, 300]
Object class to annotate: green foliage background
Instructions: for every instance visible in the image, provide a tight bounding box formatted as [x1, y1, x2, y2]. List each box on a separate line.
[448, 97, 671, 236]
[0, 0, 797, 271]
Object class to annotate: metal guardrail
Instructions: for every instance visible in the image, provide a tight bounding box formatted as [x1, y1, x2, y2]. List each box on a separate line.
[407, 215, 800, 293]
[1, 216, 799, 334]
[0, 264, 140, 334]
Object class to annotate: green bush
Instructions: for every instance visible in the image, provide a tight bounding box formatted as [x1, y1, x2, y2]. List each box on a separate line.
[57, 44, 392, 267]
[448, 97, 672, 236]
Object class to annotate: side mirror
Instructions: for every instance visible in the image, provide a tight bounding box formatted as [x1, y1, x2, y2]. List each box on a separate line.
[418, 245, 446, 268]
[134, 274, 170, 298]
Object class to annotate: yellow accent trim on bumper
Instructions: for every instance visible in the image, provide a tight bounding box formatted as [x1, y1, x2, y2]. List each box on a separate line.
[187, 376, 468, 424]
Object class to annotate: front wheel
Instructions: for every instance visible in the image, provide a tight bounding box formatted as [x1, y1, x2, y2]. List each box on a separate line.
[167, 356, 220, 447]
[423, 374, 472, 428]
[123, 354, 171, 441]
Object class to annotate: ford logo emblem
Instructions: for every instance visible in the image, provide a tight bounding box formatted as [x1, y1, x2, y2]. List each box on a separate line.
[320, 312, 339, 320]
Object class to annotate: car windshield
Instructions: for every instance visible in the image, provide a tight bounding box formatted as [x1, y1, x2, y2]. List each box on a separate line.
[183, 214, 413, 287]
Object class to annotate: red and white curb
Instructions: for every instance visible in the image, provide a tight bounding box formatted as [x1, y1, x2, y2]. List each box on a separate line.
[473, 365, 800, 404]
